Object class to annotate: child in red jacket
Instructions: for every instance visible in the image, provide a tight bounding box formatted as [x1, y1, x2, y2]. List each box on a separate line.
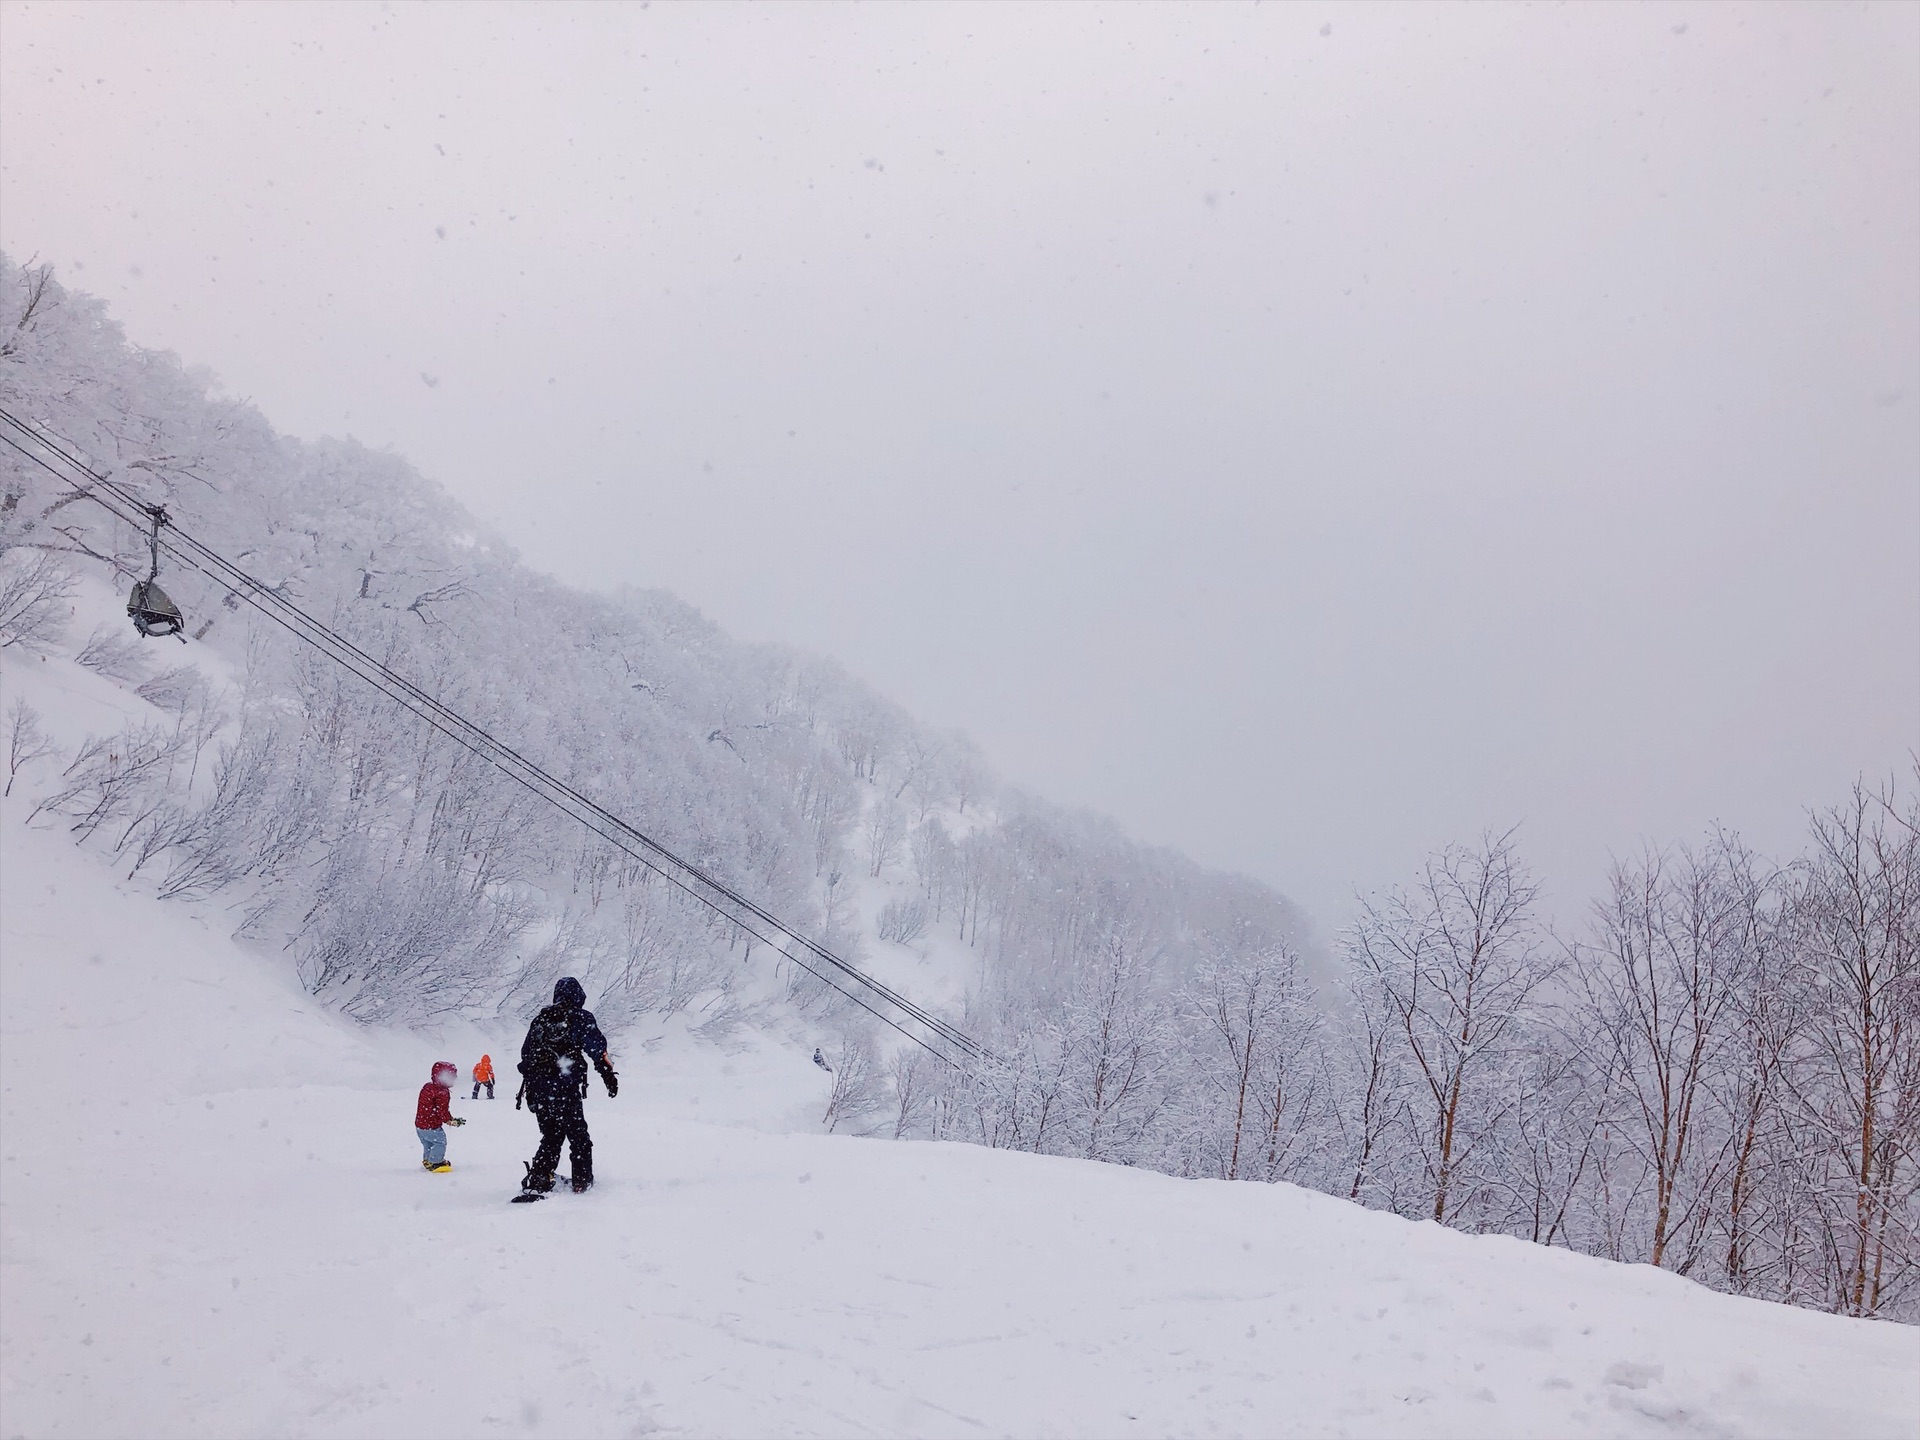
[415, 1061, 466, 1172]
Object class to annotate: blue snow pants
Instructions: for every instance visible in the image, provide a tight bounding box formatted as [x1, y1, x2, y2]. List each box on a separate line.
[417, 1126, 447, 1166]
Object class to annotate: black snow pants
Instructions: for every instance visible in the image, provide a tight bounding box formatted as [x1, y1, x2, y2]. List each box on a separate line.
[528, 1091, 592, 1187]
[472, 1079, 495, 1100]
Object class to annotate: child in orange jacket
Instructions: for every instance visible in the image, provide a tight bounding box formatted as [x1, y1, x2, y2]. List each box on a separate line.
[472, 1053, 496, 1101]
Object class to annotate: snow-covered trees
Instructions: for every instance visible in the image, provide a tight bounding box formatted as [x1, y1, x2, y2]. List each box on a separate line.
[5, 699, 53, 796]
[1344, 832, 1554, 1225]
[3, 253, 1915, 1322]
[1789, 782, 1919, 1316]
[909, 790, 1918, 1321]
[1183, 940, 1324, 1182]
[1571, 838, 1760, 1268]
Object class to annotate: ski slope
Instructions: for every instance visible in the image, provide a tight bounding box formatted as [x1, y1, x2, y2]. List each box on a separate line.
[3, 657, 1917, 1439]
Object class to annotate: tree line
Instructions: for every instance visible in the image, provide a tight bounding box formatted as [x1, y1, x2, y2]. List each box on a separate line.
[900, 804, 1915, 1322]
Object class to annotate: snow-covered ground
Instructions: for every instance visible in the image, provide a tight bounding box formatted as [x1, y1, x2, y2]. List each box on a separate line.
[3, 649, 1916, 1440]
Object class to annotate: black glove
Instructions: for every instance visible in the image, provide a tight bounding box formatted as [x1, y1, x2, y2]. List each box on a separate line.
[599, 1063, 619, 1098]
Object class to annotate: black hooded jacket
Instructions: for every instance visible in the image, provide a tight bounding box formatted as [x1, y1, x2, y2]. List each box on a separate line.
[518, 977, 615, 1105]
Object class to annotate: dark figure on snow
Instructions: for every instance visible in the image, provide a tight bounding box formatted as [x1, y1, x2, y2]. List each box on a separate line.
[516, 977, 618, 1196]
[813, 1047, 832, 1073]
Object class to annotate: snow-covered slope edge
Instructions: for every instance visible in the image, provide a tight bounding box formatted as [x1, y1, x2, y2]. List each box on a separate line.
[3, 688, 1914, 1438]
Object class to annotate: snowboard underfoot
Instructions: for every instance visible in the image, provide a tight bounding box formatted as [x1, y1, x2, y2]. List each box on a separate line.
[511, 1176, 587, 1202]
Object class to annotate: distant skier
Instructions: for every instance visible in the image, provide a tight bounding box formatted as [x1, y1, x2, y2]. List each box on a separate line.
[813, 1047, 832, 1073]
[471, 1053, 495, 1100]
[513, 977, 617, 1200]
[414, 1061, 467, 1173]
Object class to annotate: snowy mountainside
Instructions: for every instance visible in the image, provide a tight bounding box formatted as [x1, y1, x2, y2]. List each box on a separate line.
[0, 252, 1313, 1067]
[3, 729, 1915, 1439]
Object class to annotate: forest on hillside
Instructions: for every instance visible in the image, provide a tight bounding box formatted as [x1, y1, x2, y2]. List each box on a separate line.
[2, 254, 1913, 1322]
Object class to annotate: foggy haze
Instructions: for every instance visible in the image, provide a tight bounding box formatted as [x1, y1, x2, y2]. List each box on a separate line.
[3, 0, 1915, 934]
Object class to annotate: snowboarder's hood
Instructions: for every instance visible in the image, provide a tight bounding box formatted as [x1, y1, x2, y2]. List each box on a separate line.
[430, 1061, 456, 1081]
[553, 977, 586, 1009]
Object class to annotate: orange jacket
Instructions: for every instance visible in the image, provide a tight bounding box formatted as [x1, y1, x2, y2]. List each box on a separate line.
[474, 1054, 495, 1083]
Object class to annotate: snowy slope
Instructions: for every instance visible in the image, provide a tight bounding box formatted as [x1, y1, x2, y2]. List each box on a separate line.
[3, 657, 1917, 1440]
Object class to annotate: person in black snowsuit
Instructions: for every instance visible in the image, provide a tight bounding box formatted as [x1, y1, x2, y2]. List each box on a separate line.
[516, 976, 618, 1196]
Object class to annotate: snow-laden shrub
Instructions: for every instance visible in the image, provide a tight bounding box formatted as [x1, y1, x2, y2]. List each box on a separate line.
[76, 622, 152, 682]
[0, 548, 74, 652]
[136, 664, 212, 713]
[876, 895, 928, 945]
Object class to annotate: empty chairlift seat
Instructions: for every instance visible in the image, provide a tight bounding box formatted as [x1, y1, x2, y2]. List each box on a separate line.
[127, 578, 185, 638]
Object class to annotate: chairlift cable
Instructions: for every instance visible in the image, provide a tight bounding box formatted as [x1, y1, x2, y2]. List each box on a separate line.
[0, 407, 983, 1066]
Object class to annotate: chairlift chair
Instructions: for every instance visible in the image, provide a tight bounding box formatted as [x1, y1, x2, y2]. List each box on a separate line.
[128, 578, 185, 638]
[127, 504, 187, 641]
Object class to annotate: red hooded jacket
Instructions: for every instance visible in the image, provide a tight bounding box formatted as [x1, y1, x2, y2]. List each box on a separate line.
[415, 1062, 457, 1129]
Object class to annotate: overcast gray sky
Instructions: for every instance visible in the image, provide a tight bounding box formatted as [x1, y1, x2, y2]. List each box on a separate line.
[3, 0, 1916, 934]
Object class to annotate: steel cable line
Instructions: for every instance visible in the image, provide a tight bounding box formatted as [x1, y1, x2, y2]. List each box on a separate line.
[0, 406, 984, 1065]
